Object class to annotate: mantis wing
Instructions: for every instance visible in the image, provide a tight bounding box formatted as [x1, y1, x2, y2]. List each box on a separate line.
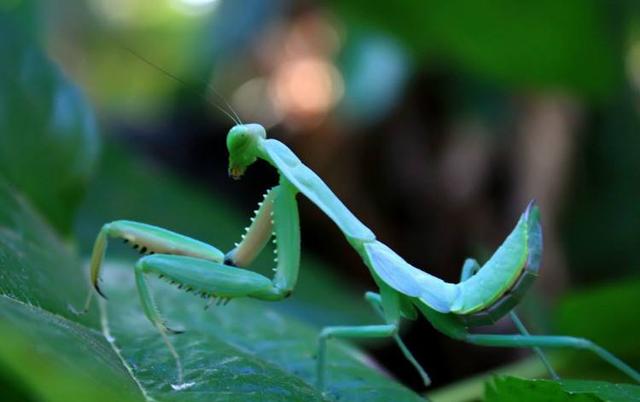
[261, 139, 375, 242]
[364, 203, 541, 315]
[364, 241, 459, 313]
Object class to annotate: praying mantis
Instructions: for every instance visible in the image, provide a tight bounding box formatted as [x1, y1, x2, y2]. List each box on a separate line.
[75, 122, 640, 391]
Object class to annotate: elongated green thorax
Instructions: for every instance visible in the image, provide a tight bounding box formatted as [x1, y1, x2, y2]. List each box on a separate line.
[258, 139, 375, 242]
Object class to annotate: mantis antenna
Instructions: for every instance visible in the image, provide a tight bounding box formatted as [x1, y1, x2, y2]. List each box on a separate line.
[118, 44, 243, 125]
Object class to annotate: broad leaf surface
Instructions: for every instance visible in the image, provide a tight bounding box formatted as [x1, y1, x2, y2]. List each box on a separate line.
[485, 376, 640, 402]
[102, 261, 422, 401]
[0, 296, 142, 402]
[0, 176, 423, 401]
[0, 179, 142, 402]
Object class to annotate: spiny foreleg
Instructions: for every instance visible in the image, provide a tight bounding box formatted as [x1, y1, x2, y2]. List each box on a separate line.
[71, 220, 225, 314]
[132, 181, 300, 383]
[224, 180, 301, 299]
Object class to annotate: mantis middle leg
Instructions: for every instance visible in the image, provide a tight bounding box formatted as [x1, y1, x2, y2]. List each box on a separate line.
[460, 258, 559, 379]
[316, 285, 429, 390]
[364, 291, 431, 386]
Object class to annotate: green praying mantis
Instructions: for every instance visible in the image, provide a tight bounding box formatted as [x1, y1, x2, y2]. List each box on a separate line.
[74, 122, 640, 391]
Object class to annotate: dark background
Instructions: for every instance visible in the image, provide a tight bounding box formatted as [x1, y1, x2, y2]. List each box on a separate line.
[4, 0, 640, 394]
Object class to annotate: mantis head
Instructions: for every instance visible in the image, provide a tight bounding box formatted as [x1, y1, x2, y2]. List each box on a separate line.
[226, 123, 267, 179]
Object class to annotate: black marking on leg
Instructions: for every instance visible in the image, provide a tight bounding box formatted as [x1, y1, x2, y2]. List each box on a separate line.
[204, 297, 216, 310]
[94, 283, 108, 300]
[165, 325, 185, 335]
[223, 257, 236, 267]
[140, 246, 147, 254]
[123, 239, 129, 244]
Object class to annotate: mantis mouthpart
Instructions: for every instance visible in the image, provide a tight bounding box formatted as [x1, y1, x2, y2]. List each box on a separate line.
[72, 122, 640, 391]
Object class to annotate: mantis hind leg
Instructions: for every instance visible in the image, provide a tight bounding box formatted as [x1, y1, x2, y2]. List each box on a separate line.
[460, 258, 558, 379]
[508, 311, 559, 379]
[464, 333, 640, 383]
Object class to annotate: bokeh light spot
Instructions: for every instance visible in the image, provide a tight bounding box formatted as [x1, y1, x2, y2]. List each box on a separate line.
[270, 56, 343, 122]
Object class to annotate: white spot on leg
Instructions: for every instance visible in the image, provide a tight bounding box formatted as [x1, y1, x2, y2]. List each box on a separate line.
[171, 381, 196, 391]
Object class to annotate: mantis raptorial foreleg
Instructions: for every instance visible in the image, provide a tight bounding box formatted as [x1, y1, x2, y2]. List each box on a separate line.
[73, 181, 301, 385]
[459, 258, 559, 379]
[72, 220, 225, 318]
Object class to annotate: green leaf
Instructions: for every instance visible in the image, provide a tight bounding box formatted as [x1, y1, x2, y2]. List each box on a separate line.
[101, 261, 421, 401]
[0, 296, 143, 402]
[0, 161, 420, 400]
[0, 22, 100, 234]
[0, 178, 142, 402]
[0, 179, 97, 327]
[485, 376, 640, 402]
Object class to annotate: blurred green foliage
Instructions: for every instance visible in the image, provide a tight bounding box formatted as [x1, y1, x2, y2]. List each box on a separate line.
[555, 278, 640, 380]
[0, 10, 99, 235]
[333, 0, 620, 99]
[562, 97, 640, 282]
